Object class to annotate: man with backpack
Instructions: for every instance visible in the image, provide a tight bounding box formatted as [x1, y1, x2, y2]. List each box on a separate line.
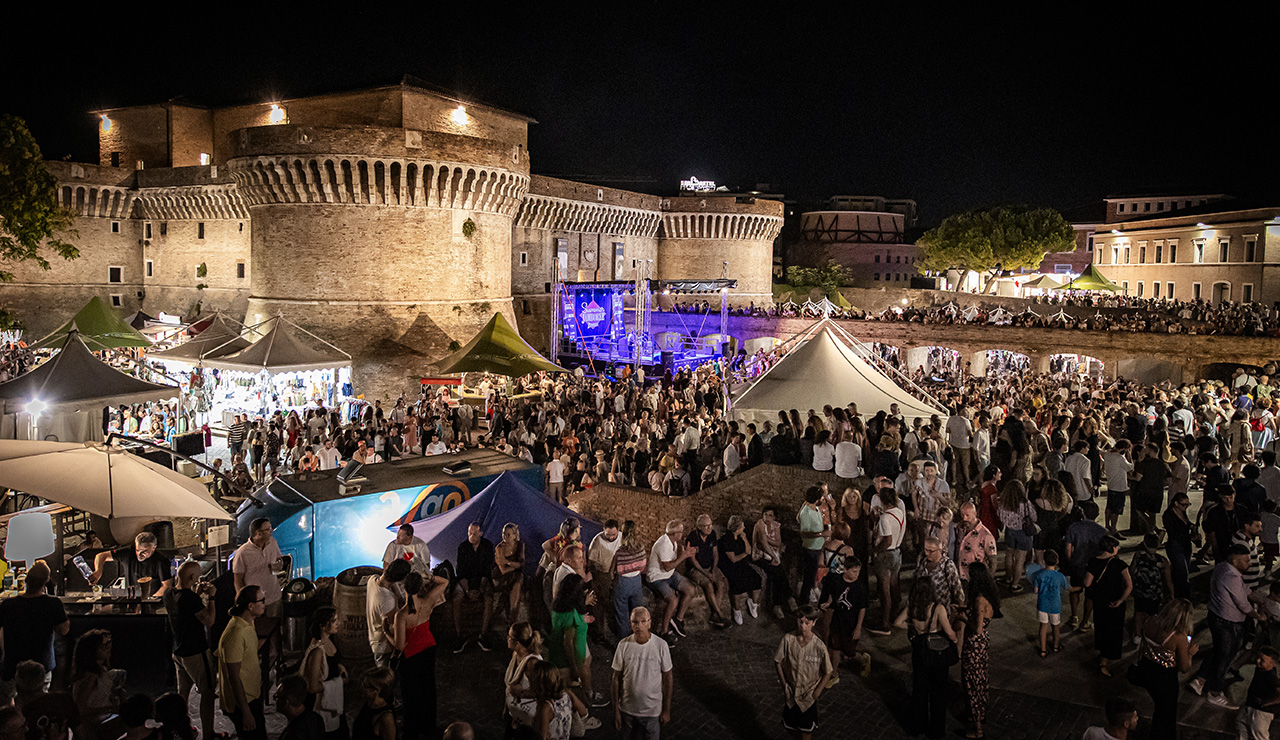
[663, 457, 691, 498]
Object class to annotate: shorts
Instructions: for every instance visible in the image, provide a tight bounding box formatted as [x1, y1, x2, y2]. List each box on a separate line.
[782, 701, 818, 733]
[1134, 596, 1161, 615]
[647, 570, 688, 600]
[173, 650, 216, 694]
[1069, 565, 1088, 589]
[1037, 611, 1061, 626]
[872, 548, 902, 578]
[827, 624, 860, 655]
[688, 567, 725, 590]
[1004, 529, 1033, 552]
[1106, 490, 1128, 515]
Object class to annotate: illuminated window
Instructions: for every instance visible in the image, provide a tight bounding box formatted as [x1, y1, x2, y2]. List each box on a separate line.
[199, 153, 210, 166]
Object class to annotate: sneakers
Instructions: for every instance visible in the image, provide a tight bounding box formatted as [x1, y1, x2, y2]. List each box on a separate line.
[476, 635, 492, 652]
[826, 673, 840, 689]
[590, 691, 610, 708]
[747, 599, 759, 619]
[733, 609, 744, 625]
[453, 638, 470, 654]
[1188, 676, 1206, 696]
[858, 653, 872, 677]
[1068, 616, 1079, 629]
[670, 617, 688, 637]
[1206, 692, 1238, 710]
[583, 716, 603, 730]
[867, 627, 892, 637]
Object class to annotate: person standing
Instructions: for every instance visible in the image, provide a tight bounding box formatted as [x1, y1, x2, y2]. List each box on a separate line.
[868, 486, 907, 636]
[946, 406, 974, 492]
[611, 522, 648, 641]
[611, 607, 673, 740]
[366, 560, 410, 668]
[961, 562, 1000, 740]
[1190, 544, 1267, 708]
[775, 605, 834, 740]
[228, 415, 247, 461]
[1163, 492, 1197, 600]
[547, 452, 566, 505]
[1238, 646, 1280, 740]
[1085, 536, 1132, 677]
[219, 586, 267, 740]
[753, 506, 792, 618]
[1134, 599, 1197, 739]
[234, 518, 284, 686]
[798, 487, 829, 606]
[391, 572, 449, 740]
[0, 561, 69, 683]
[164, 561, 217, 740]
[955, 502, 996, 584]
[1131, 443, 1171, 537]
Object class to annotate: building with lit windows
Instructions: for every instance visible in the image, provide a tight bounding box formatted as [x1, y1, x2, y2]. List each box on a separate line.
[794, 196, 920, 287]
[1091, 192, 1280, 305]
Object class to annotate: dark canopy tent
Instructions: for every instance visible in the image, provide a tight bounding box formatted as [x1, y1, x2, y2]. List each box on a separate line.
[433, 313, 567, 377]
[203, 318, 350, 373]
[150, 315, 256, 363]
[389, 471, 602, 575]
[0, 332, 179, 441]
[31, 296, 152, 351]
[124, 311, 157, 330]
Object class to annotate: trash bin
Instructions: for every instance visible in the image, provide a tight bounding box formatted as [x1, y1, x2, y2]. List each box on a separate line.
[282, 577, 318, 652]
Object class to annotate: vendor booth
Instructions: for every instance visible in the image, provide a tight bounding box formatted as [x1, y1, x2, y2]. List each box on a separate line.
[31, 296, 151, 352]
[0, 332, 180, 442]
[199, 317, 352, 424]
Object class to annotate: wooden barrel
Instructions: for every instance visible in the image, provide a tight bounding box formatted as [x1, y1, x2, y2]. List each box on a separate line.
[333, 566, 381, 664]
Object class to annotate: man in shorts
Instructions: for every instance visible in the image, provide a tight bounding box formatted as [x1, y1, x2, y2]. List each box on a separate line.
[867, 487, 906, 636]
[646, 520, 697, 645]
[776, 605, 834, 740]
[818, 555, 868, 680]
[684, 514, 731, 628]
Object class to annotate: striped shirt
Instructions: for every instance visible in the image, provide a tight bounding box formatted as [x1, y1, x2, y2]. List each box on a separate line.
[1231, 531, 1263, 591]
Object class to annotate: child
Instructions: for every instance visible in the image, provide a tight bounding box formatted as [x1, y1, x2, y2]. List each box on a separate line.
[1261, 499, 1280, 571]
[1129, 533, 1172, 647]
[775, 605, 835, 740]
[1102, 440, 1133, 537]
[1239, 646, 1280, 740]
[818, 555, 869, 681]
[1032, 549, 1069, 656]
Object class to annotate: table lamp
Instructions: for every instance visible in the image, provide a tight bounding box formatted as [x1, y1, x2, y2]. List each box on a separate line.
[4, 511, 56, 565]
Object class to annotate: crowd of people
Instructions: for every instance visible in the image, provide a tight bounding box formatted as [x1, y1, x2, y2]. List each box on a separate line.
[13, 322, 1280, 739]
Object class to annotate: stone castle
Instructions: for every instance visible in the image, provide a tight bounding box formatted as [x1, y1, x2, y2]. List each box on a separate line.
[4, 78, 783, 393]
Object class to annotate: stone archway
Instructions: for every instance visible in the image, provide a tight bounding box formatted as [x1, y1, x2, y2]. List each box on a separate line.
[972, 349, 1031, 377]
[907, 345, 963, 379]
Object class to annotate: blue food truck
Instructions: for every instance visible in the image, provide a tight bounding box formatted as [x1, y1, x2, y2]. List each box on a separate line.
[233, 449, 543, 579]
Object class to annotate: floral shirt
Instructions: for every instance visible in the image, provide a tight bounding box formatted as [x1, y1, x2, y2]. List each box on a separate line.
[957, 523, 997, 580]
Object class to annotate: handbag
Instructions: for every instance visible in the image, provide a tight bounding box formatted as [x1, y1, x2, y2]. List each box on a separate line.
[924, 633, 959, 667]
[1021, 506, 1039, 539]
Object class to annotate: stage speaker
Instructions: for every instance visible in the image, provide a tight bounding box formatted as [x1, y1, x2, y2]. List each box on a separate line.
[721, 341, 732, 358]
[545, 282, 552, 293]
[173, 432, 205, 457]
[660, 351, 674, 370]
[443, 461, 472, 476]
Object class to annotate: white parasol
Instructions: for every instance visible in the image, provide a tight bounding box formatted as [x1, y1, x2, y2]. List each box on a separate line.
[0, 440, 231, 520]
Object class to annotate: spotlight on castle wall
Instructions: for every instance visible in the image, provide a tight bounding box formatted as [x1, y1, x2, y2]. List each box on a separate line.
[452, 105, 468, 125]
[100, 115, 112, 133]
[269, 104, 287, 124]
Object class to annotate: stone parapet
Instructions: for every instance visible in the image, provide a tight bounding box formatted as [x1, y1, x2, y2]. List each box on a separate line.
[513, 194, 660, 237]
[134, 184, 247, 220]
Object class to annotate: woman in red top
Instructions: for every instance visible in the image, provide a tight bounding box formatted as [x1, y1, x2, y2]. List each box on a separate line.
[392, 571, 448, 740]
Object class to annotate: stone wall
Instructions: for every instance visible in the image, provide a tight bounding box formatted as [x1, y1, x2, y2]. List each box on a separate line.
[97, 105, 168, 168]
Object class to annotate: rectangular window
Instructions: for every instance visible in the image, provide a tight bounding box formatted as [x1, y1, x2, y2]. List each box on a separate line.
[1169, 243, 1178, 262]
[519, 251, 528, 266]
[1144, 202, 1151, 212]
[1122, 281, 1129, 294]
[1155, 244, 1162, 263]
[145, 260, 153, 278]
[1157, 202, 1164, 211]
[160, 222, 167, 236]
[145, 223, 152, 239]
[1087, 235, 1094, 252]
[236, 262, 246, 279]
[522, 300, 531, 315]
[873, 273, 880, 281]
[110, 294, 122, 308]
[1124, 245, 1131, 264]
[1139, 245, 1146, 263]
[1194, 242, 1204, 263]
[1245, 284, 1255, 303]
[197, 222, 205, 239]
[110, 152, 121, 168]
[1220, 240, 1229, 262]
[108, 266, 122, 283]
[1154, 282, 1161, 298]
[1111, 246, 1119, 264]
[874, 255, 880, 263]
[1118, 203, 1125, 213]
[199, 153, 211, 166]
[1193, 282, 1202, 300]
[896, 256, 902, 264]
[111, 221, 120, 233]
[1246, 240, 1257, 262]
[239, 222, 245, 232]
[1168, 282, 1175, 298]
[1137, 282, 1144, 297]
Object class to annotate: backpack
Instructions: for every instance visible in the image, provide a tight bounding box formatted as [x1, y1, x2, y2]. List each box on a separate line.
[667, 471, 689, 498]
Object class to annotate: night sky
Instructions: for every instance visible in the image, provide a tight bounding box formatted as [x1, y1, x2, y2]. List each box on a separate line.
[5, 8, 1274, 224]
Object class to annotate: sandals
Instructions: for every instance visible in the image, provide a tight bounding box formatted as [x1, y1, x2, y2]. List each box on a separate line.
[1038, 648, 1048, 658]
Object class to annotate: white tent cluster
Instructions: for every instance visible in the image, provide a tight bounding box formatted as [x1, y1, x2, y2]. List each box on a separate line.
[730, 319, 946, 425]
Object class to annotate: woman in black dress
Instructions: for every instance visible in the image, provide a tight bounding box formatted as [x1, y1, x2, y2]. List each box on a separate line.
[1162, 492, 1196, 600]
[1083, 536, 1132, 676]
[719, 515, 764, 623]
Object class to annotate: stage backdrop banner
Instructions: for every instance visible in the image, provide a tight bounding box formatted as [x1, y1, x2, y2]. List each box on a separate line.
[573, 288, 613, 338]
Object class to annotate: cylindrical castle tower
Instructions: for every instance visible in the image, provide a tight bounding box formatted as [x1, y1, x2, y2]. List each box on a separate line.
[226, 124, 530, 393]
[656, 195, 784, 305]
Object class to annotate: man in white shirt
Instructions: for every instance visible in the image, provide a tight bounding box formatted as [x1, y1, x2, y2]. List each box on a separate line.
[424, 435, 447, 455]
[547, 452, 566, 504]
[382, 524, 431, 574]
[834, 438, 862, 484]
[867, 487, 907, 636]
[588, 520, 623, 636]
[366, 560, 410, 667]
[317, 440, 342, 470]
[646, 520, 697, 644]
[946, 408, 974, 492]
[611, 607, 673, 735]
[723, 434, 742, 476]
[1064, 440, 1095, 502]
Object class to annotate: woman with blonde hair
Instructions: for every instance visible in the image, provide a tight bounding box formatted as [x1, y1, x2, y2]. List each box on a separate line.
[1134, 598, 1197, 739]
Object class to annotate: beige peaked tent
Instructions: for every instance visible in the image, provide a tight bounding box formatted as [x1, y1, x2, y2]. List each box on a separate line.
[731, 320, 945, 425]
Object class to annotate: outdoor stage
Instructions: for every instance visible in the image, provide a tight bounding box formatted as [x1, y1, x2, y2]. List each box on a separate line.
[552, 278, 736, 375]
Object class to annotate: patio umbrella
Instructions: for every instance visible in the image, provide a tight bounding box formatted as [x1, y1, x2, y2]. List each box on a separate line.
[0, 440, 231, 520]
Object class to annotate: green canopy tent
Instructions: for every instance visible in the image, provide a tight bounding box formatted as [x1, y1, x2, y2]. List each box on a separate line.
[30, 297, 151, 351]
[434, 313, 567, 377]
[1052, 265, 1123, 293]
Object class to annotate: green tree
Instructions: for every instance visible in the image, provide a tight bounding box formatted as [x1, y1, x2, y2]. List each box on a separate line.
[785, 260, 851, 294]
[917, 205, 1074, 292]
[0, 114, 78, 286]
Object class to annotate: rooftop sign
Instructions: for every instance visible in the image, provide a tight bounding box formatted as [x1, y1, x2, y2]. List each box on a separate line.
[679, 176, 717, 192]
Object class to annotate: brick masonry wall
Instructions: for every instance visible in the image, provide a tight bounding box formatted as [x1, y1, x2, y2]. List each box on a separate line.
[656, 236, 775, 299]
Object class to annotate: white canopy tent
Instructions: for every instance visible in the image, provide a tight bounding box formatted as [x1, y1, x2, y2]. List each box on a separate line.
[730, 319, 945, 425]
